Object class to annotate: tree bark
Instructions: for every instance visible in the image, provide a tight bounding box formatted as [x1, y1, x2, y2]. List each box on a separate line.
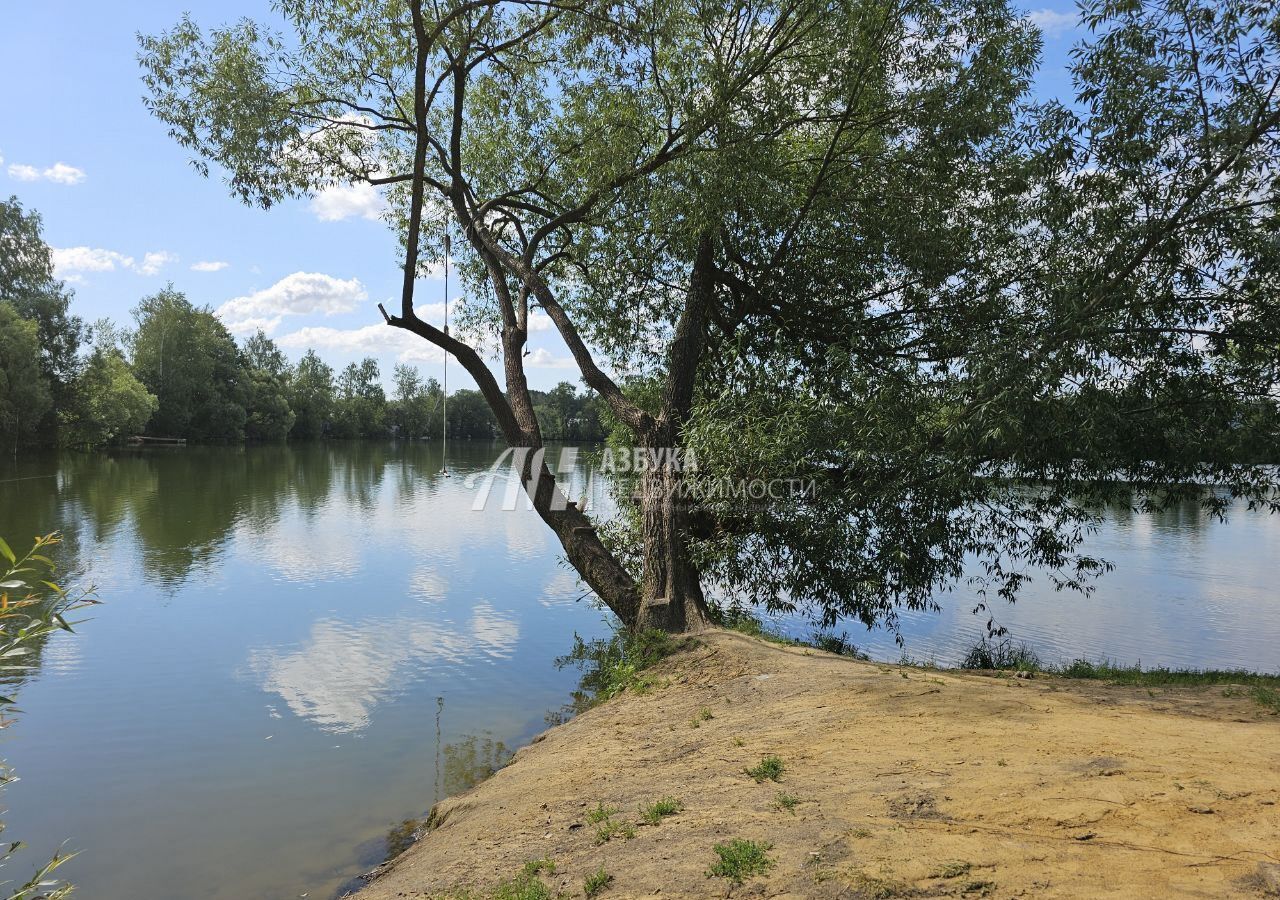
[634, 453, 712, 632]
[633, 232, 717, 632]
[516, 445, 644, 627]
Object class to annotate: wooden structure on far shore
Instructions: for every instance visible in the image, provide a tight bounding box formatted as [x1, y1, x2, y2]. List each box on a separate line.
[126, 435, 187, 446]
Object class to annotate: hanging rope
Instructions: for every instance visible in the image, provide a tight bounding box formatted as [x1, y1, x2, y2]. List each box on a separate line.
[441, 227, 450, 474]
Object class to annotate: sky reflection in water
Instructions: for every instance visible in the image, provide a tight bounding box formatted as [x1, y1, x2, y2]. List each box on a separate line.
[0, 442, 1276, 899]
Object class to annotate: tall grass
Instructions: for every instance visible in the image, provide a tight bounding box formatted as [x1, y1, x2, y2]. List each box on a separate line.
[0, 533, 97, 899]
[958, 637, 1280, 710]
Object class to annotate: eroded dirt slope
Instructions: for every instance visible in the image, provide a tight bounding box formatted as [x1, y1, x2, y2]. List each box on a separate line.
[356, 630, 1280, 899]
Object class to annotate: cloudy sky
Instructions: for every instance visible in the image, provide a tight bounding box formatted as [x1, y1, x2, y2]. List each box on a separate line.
[0, 2, 1079, 392]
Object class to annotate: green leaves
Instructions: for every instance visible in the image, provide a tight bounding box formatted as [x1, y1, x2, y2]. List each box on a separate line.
[140, 0, 1280, 636]
[0, 534, 93, 898]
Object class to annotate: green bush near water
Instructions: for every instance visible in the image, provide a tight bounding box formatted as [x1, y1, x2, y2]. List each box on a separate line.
[961, 639, 1043, 672]
[556, 626, 686, 706]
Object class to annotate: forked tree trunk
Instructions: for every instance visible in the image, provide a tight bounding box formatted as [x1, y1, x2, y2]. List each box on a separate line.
[629, 232, 716, 633]
[388, 91, 716, 633]
[634, 453, 712, 632]
[513, 443, 709, 633]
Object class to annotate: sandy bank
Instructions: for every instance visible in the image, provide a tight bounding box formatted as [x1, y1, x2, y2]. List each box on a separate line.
[356, 630, 1280, 898]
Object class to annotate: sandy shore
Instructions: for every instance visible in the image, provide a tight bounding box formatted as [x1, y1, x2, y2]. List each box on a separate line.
[356, 630, 1280, 898]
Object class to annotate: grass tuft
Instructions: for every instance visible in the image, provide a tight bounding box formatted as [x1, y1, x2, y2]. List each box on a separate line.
[485, 858, 558, 900]
[639, 796, 682, 825]
[706, 839, 775, 884]
[744, 754, 785, 783]
[583, 867, 612, 897]
[932, 860, 972, 879]
[810, 631, 871, 659]
[961, 639, 1042, 672]
[593, 819, 635, 845]
[586, 802, 617, 824]
[773, 791, 801, 813]
[849, 870, 912, 899]
[717, 609, 802, 646]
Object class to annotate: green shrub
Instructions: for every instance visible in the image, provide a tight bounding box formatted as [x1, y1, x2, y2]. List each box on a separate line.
[707, 839, 775, 883]
[744, 755, 785, 783]
[556, 626, 682, 705]
[639, 796, 682, 825]
[960, 639, 1042, 672]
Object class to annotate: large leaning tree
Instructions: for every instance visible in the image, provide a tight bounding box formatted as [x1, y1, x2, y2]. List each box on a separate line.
[141, 0, 1280, 634]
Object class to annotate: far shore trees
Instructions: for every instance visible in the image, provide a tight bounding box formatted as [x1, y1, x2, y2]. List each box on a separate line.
[288, 350, 337, 440]
[0, 193, 603, 450]
[132, 287, 251, 442]
[142, 0, 1280, 633]
[0, 300, 50, 450]
[61, 344, 158, 447]
[0, 197, 83, 439]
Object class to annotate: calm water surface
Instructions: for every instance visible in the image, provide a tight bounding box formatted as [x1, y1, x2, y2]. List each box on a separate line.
[0, 442, 1277, 899]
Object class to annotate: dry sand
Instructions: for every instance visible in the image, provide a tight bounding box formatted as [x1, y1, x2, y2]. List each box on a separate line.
[355, 630, 1280, 899]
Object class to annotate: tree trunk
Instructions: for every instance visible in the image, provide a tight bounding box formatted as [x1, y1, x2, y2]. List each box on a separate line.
[506, 445, 644, 627]
[634, 447, 712, 633]
[509, 442, 709, 633]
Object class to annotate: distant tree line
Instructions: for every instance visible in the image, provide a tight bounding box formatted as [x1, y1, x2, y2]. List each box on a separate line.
[0, 195, 607, 449]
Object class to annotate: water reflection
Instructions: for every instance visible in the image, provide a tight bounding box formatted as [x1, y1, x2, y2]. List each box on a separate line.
[441, 733, 513, 796]
[0, 441, 605, 900]
[0, 443, 1278, 900]
[249, 607, 519, 734]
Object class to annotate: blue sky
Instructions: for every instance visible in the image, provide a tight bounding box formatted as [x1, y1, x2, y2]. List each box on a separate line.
[0, 1, 1080, 392]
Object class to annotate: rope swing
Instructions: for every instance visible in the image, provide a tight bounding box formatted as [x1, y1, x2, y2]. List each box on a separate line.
[441, 228, 450, 476]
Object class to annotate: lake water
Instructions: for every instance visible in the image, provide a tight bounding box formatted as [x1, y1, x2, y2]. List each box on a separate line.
[0, 442, 1277, 899]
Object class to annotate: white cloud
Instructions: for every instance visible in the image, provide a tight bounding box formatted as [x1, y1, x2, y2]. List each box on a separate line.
[43, 162, 86, 185]
[278, 316, 446, 365]
[528, 312, 553, 332]
[191, 260, 230, 272]
[310, 182, 385, 222]
[52, 247, 132, 274]
[7, 161, 85, 184]
[216, 271, 368, 335]
[526, 347, 575, 368]
[51, 246, 177, 278]
[136, 251, 178, 276]
[1027, 8, 1077, 37]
